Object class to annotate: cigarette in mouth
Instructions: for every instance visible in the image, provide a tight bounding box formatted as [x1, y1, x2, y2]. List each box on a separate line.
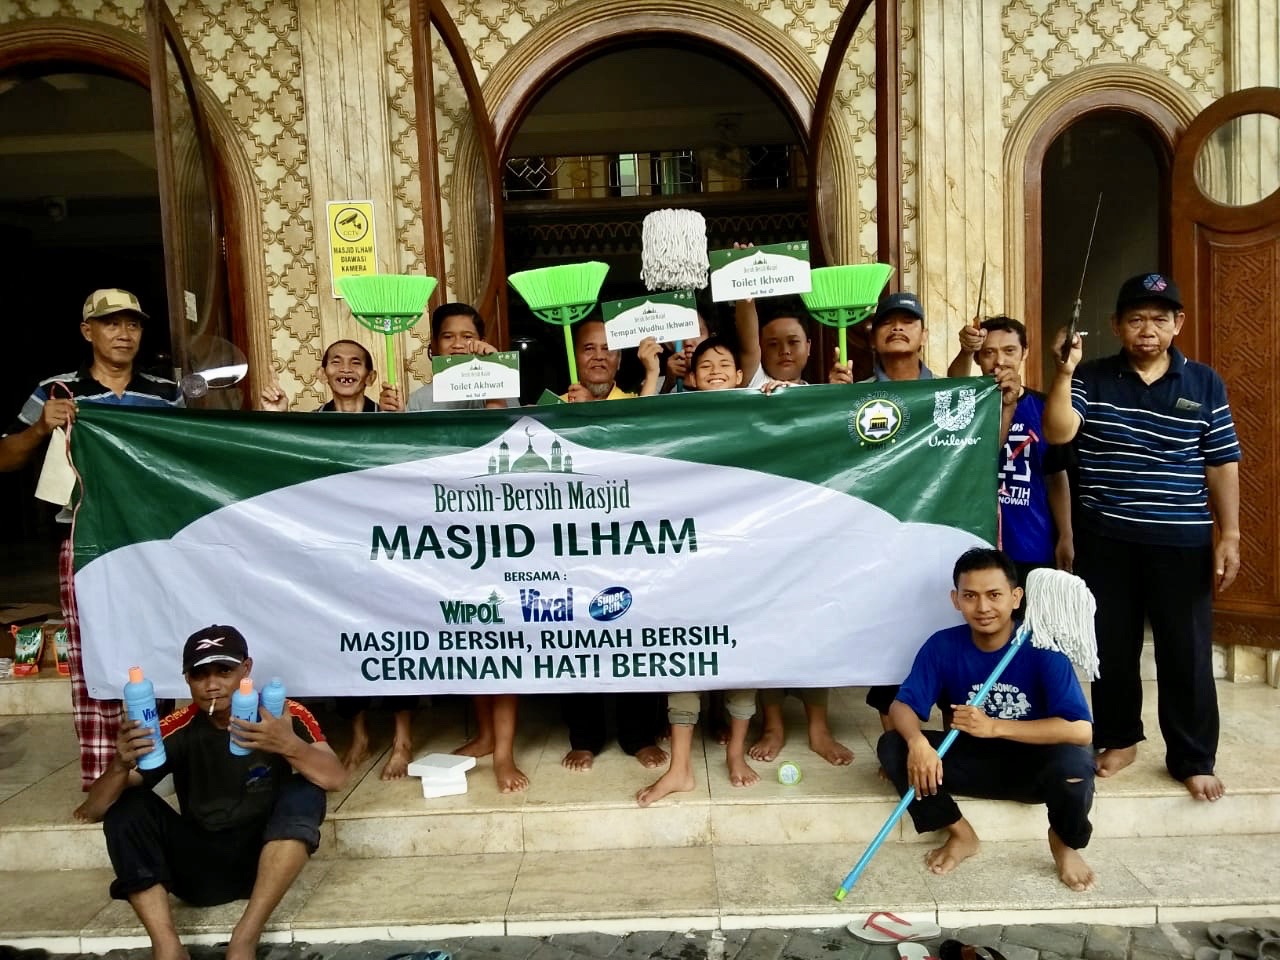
[209, 697, 217, 716]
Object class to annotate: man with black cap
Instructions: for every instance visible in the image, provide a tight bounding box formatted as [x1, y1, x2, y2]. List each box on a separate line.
[1043, 273, 1241, 802]
[79, 625, 344, 960]
[0, 289, 182, 813]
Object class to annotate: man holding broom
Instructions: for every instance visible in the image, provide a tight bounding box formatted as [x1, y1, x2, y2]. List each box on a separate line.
[877, 548, 1097, 891]
[0, 289, 182, 819]
[1043, 273, 1241, 802]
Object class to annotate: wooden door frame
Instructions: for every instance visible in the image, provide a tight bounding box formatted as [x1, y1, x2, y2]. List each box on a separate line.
[0, 17, 270, 396]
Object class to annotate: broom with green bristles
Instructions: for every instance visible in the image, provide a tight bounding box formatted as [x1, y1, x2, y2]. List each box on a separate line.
[801, 264, 895, 367]
[337, 274, 437, 386]
[508, 262, 610, 384]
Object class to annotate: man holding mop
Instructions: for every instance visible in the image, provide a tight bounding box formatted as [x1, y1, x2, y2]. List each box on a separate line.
[877, 548, 1097, 891]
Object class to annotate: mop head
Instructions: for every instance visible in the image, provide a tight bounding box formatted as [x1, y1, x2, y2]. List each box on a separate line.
[1024, 568, 1099, 678]
[641, 209, 709, 291]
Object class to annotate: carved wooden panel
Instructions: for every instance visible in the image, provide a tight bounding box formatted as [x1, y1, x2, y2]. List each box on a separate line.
[1207, 234, 1280, 629]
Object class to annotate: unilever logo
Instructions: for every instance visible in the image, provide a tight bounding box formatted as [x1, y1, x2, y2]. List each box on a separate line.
[589, 586, 633, 622]
[933, 387, 977, 432]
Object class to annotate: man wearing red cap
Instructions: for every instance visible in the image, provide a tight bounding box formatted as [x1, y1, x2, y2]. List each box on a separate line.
[0, 289, 182, 814]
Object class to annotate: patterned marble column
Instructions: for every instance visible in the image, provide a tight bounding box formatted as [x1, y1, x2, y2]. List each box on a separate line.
[913, 0, 1005, 371]
[298, 0, 403, 383]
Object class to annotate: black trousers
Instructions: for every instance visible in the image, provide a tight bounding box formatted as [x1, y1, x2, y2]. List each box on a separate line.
[103, 779, 326, 905]
[562, 692, 664, 755]
[877, 729, 1095, 850]
[1074, 529, 1217, 780]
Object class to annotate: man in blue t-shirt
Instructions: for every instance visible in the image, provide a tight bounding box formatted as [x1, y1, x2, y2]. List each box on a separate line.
[1043, 273, 1241, 803]
[877, 548, 1096, 892]
[948, 316, 1074, 585]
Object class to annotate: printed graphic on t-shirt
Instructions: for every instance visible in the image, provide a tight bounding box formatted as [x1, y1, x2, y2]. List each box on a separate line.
[970, 681, 1031, 719]
[998, 423, 1035, 508]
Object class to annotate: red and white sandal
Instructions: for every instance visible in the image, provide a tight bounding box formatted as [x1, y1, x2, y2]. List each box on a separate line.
[847, 912, 943, 944]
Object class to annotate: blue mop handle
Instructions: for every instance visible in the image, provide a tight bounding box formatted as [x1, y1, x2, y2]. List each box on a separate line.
[834, 621, 1032, 900]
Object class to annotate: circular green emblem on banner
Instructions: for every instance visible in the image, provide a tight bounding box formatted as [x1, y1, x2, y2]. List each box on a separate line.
[850, 396, 904, 445]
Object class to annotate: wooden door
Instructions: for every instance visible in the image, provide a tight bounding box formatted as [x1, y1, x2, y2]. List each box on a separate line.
[145, 0, 240, 400]
[1172, 87, 1280, 649]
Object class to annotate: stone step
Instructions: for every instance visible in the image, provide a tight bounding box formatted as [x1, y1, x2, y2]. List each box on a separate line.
[0, 673, 72, 715]
[2, 683, 1278, 873]
[1, 834, 1279, 951]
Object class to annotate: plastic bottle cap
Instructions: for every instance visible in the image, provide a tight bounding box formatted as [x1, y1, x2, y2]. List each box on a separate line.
[128, 666, 144, 684]
[239, 678, 254, 694]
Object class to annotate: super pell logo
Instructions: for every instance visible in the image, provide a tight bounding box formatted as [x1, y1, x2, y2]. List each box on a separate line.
[589, 586, 633, 622]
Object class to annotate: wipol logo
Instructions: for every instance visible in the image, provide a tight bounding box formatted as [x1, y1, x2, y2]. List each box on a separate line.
[439, 591, 505, 624]
[933, 387, 977, 432]
[521, 587, 574, 622]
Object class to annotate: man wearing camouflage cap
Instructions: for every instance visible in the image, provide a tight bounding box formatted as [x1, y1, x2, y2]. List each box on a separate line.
[1, 289, 182, 817]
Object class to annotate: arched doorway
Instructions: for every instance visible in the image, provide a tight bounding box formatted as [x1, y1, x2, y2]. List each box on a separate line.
[1039, 112, 1169, 379]
[500, 41, 810, 394]
[0, 16, 266, 605]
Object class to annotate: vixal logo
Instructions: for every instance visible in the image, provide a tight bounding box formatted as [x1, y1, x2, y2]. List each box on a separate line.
[439, 591, 505, 624]
[933, 387, 977, 432]
[521, 587, 574, 622]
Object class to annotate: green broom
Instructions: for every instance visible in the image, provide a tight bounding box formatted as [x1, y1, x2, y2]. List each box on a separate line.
[508, 262, 609, 384]
[801, 264, 895, 366]
[337, 274, 437, 387]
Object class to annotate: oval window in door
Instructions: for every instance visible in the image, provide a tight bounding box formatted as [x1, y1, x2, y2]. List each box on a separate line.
[1194, 111, 1280, 207]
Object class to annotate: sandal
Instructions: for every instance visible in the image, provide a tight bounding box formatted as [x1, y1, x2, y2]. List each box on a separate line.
[847, 912, 943, 944]
[940, 940, 1009, 960]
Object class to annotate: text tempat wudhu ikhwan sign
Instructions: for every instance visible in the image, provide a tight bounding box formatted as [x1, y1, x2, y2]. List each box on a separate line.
[70, 381, 998, 698]
[327, 201, 378, 298]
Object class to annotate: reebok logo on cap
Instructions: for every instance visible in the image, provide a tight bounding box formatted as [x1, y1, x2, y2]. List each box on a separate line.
[1143, 274, 1168, 293]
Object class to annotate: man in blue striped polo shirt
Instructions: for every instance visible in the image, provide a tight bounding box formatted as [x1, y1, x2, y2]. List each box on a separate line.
[1043, 273, 1241, 802]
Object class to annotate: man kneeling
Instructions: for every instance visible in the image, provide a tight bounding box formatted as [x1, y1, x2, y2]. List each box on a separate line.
[81, 625, 346, 960]
[877, 548, 1096, 891]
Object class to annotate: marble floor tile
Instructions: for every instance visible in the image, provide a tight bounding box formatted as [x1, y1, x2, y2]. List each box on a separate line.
[710, 797, 905, 846]
[333, 809, 525, 858]
[0, 867, 115, 935]
[291, 854, 521, 928]
[506, 846, 717, 923]
[80, 860, 333, 935]
[0, 714, 78, 784]
[0, 675, 73, 716]
[1106, 833, 1280, 906]
[713, 841, 934, 918]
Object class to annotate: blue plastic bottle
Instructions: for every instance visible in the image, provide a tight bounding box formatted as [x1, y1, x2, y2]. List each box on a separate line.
[261, 677, 286, 718]
[229, 677, 258, 756]
[124, 666, 167, 770]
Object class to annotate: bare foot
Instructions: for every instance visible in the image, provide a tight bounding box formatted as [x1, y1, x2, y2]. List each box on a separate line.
[380, 742, 412, 780]
[73, 797, 108, 824]
[562, 749, 594, 772]
[749, 726, 784, 761]
[152, 939, 190, 960]
[637, 767, 696, 806]
[808, 728, 854, 766]
[341, 736, 371, 775]
[727, 754, 760, 787]
[876, 766, 890, 781]
[1095, 745, 1137, 778]
[1184, 773, 1225, 801]
[454, 733, 495, 758]
[634, 745, 669, 768]
[495, 756, 530, 793]
[925, 820, 980, 875]
[1048, 828, 1096, 891]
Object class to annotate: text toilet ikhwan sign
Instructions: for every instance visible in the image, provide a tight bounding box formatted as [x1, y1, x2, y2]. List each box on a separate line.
[327, 201, 378, 298]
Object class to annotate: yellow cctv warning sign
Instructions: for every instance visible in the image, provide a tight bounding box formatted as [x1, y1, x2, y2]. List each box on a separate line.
[327, 201, 378, 298]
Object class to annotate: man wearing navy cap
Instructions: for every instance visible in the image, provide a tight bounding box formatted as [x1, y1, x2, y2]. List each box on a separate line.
[1043, 273, 1241, 802]
[80, 625, 345, 960]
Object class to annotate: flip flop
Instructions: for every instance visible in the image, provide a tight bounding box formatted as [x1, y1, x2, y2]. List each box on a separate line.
[939, 940, 1009, 960]
[1258, 940, 1280, 960]
[386, 952, 450, 960]
[847, 912, 943, 944]
[900, 944, 939, 960]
